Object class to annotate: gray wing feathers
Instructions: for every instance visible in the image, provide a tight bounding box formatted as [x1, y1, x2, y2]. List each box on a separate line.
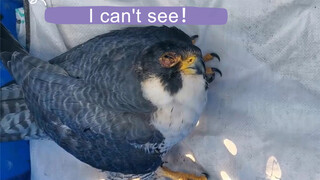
[86, 61, 155, 113]
[15, 56, 163, 173]
[8, 52, 68, 85]
[24, 68, 160, 144]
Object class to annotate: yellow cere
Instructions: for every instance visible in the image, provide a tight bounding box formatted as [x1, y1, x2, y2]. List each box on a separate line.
[266, 156, 282, 180]
[220, 171, 231, 180]
[223, 139, 238, 156]
[185, 153, 196, 162]
[180, 55, 197, 74]
[131, 178, 140, 180]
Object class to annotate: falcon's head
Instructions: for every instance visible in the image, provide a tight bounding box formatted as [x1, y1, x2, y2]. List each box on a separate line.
[137, 40, 206, 95]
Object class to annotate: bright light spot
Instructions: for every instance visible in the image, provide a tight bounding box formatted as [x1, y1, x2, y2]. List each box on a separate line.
[220, 171, 231, 180]
[132, 178, 140, 180]
[266, 156, 282, 180]
[223, 139, 237, 156]
[99, 179, 105, 180]
[185, 153, 196, 162]
[28, 0, 37, 4]
[41, 0, 47, 6]
[196, 120, 200, 127]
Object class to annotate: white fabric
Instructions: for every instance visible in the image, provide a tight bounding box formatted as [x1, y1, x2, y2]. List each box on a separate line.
[25, 0, 320, 180]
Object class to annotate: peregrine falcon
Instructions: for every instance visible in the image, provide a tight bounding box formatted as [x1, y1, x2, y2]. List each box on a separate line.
[0, 24, 221, 180]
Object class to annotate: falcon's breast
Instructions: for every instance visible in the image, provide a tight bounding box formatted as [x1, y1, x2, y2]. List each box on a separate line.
[141, 74, 207, 152]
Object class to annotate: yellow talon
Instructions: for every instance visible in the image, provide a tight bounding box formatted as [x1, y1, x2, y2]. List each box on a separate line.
[192, 39, 197, 45]
[156, 166, 207, 180]
[191, 35, 199, 45]
[206, 67, 222, 77]
[203, 53, 220, 62]
[206, 67, 214, 75]
[203, 53, 214, 62]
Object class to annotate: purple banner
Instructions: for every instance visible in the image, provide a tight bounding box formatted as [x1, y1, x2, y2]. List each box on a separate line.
[45, 6, 227, 25]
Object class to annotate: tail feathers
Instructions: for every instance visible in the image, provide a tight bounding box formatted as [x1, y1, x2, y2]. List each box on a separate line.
[1, 83, 23, 101]
[1, 98, 27, 118]
[1, 83, 47, 141]
[0, 110, 47, 142]
[1, 83, 26, 117]
[0, 24, 49, 141]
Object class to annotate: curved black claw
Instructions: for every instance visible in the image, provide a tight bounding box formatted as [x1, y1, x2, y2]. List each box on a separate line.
[205, 67, 222, 84]
[210, 52, 220, 62]
[202, 172, 209, 179]
[211, 67, 222, 77]
[205, 75, 214, 84]
[190, 35, 199, 40]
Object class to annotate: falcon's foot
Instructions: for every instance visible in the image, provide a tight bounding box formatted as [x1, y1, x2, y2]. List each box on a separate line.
[206, 67, 222, 77]
[156, 166, 207, 180]
[203, 53, 220, 62]
[205, 67, 222, 84]
[190, 33, 222, 84]
[204, 52, 222, 84]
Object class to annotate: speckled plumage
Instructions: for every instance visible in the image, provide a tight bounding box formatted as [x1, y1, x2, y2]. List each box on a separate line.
[1, 25, 208, 175]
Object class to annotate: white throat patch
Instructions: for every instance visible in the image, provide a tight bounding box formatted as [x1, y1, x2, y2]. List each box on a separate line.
[141, 74, 207, 151]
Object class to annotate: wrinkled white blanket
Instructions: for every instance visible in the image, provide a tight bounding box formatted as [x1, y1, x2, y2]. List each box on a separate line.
[26, 0, 320, 180]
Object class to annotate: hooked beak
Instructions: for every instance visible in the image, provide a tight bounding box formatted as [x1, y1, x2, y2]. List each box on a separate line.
[180, 56, 205, 75]
[194, 57, 206, 74]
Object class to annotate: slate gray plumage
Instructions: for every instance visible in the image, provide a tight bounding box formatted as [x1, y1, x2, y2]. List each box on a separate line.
[1, 25, 205, 174]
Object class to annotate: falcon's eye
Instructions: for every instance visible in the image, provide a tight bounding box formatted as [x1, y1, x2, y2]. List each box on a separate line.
[164, 54, 174, 59]
[159, 52, 182, 68]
